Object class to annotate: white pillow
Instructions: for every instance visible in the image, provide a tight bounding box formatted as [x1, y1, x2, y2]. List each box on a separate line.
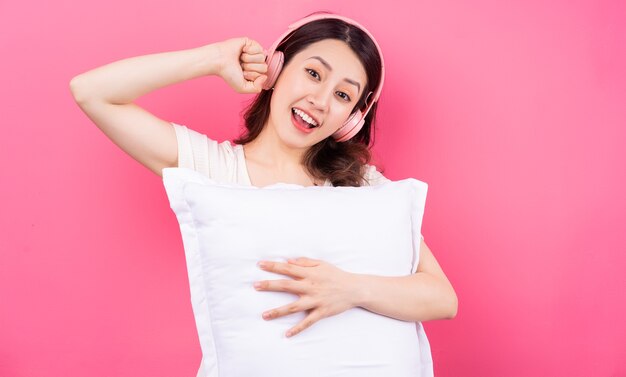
[162, 167, 431, 377]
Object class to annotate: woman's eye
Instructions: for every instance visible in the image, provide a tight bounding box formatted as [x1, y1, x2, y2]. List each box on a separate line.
[306, 68, 351, 102]
[306, 68, 320, 80]
[337, 92, 351, 102]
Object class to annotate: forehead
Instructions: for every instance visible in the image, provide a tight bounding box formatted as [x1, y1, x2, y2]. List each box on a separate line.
[292, 39, 367, 80]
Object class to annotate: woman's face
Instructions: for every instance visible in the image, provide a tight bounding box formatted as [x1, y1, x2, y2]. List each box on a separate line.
[267, 38, 368, 150]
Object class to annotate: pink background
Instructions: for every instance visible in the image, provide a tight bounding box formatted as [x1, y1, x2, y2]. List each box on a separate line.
[1, 0, 624, 376]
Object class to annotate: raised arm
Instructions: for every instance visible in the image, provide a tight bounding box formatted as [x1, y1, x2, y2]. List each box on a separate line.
[69, 43, 225, 177]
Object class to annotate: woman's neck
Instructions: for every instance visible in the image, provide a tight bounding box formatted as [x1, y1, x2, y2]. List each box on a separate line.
[242, 128, 323, 187]
[244, 125, 309, 173]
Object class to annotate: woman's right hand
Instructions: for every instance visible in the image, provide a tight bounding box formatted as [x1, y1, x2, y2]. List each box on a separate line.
[216, 37, 268, 94]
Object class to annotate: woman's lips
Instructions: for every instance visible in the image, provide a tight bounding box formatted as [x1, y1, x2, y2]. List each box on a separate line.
[291, 109, 315, 133]
[292, 107, 320, 126]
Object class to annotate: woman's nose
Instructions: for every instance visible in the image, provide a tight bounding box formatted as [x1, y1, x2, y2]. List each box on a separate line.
[307, 87, 331, 111]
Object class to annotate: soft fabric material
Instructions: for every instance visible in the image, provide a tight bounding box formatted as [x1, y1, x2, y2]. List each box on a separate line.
[163, 166, 433, 377]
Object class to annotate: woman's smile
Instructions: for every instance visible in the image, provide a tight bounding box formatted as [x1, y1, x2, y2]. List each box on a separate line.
[291, 107, 318, 133]
[292, 107, 320, 127]
[291, 107, 321, 132]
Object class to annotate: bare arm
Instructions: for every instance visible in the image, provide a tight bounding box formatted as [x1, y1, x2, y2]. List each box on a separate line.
[352, 239, 458, 321]
[69, 43, 222, 177]
[69, 38, 268, 177]
[255, 238, 458, 337]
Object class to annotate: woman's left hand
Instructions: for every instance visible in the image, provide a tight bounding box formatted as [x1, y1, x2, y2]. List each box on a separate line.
[254, 257, 361, 338]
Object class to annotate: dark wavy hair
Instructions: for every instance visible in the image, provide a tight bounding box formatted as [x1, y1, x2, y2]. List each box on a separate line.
[233, 12, 384, 187]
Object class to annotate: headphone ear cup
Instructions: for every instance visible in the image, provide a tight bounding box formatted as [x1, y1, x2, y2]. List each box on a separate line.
[262, 51, 285, 90]
[333, 110, 365, 142]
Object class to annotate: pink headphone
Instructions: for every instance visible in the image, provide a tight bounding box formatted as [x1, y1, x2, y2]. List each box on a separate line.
[261, 13, 386, 142]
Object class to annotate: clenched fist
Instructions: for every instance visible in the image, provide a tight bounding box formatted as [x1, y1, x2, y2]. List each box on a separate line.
[216, 37, 268, 94]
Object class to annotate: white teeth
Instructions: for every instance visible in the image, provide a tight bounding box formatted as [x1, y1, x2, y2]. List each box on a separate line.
[292, 108, 318, 127]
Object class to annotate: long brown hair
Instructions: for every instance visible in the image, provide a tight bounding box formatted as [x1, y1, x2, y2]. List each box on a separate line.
[233, 13, 384, 187]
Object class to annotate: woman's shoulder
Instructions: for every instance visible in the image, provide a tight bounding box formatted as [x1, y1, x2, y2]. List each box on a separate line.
[172, 122, 235, 148]
[171, 122, 240, 179]
[362, 163, 391, 186]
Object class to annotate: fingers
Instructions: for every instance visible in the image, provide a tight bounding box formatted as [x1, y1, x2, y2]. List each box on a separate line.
[258, 260, 306, 278]
[261, 297, 315, 321]
[242, 36, 265, 55]
[253, 278, 305, 294]
[240, 51, 266, 64]
[241, 62, 267, 89]
[286, 310, 323, 337]
[238, 74, 266, 94]
[287, 257, 321, 267]
[239, 37, 267, 94]
[241, 62, 268, 73]
[243, 70, 262, 81]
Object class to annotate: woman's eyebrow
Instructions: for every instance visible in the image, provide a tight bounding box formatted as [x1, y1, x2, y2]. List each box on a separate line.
[307, 56, 361, 94]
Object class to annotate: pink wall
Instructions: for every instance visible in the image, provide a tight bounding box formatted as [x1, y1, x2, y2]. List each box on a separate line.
[1, 1, 624, 376]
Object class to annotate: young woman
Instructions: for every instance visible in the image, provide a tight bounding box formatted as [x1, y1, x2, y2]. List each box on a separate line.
[70, 12, 457, 374]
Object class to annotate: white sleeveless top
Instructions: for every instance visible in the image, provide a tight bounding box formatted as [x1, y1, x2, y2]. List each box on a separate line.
[171, 122, 433, 377]
[172, 122, 391, 187]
